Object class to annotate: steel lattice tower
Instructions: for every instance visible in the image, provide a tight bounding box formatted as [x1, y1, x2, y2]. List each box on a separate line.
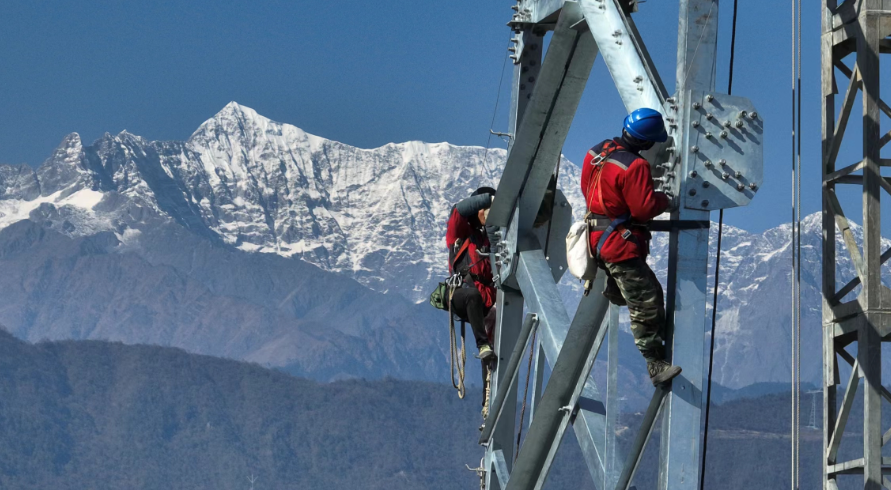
[822, 1, 891, 488]
[478, 1, 763, 489]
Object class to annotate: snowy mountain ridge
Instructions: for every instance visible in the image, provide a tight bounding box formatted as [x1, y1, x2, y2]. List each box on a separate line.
[0, 102, 882, 388]
[0, 102, 585, 301]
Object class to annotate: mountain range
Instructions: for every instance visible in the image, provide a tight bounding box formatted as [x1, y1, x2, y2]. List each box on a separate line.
[0, 102, 872, 389]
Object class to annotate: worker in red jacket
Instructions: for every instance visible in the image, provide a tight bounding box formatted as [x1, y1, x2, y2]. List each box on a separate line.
[580, 108, 681, 386]
[445, 187, 498, 362]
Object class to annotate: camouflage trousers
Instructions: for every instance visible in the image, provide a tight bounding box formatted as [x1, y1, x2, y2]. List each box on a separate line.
[602, 258, 666, 362]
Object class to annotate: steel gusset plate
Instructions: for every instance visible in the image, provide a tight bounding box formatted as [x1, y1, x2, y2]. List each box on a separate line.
[681, 90, 764, 211]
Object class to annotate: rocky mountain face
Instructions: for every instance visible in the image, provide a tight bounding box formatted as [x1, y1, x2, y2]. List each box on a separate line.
[0, 102, 588, 301]
[0, 102, 875, 388]
[0, 219, 448, 382]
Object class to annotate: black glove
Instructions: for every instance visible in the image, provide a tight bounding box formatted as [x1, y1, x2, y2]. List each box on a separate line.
[486, 225, 501, 251]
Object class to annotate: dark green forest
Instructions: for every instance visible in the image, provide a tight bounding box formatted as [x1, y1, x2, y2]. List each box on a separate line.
[0, 327, 837, 489]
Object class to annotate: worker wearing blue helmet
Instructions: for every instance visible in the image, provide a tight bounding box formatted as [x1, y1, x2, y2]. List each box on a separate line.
[580, 107, 681, 386]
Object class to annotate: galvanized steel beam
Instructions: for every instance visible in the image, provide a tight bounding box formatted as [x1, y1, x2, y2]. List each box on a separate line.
[579, 0, 667, 113]
[489, 2, 597, 229]
[515, 248, 611, 487]
[657, 1, 718, 489]
[822, 2, 891, 489]
[480, 314, 540, 443]
[506, 267, 609, 490]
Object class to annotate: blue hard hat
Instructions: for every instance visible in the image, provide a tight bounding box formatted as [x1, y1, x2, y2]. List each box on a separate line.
[623, 108, 668, 143]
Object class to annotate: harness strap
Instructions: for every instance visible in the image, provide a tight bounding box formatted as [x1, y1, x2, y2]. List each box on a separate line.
[450, 239, 472, 273]
[586, 141, 638, 260]
[595, 212, 632, 258]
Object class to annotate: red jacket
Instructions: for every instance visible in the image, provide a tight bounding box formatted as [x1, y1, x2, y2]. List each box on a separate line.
[580, 138, 670, 263]
[445, 207, 496, 309]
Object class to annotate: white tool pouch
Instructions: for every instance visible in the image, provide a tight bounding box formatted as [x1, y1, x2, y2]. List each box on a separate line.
[566, 220, 598, 281]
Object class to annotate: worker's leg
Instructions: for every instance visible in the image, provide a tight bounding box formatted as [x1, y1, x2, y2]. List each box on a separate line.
[602, 271, 627, 306]
[450, 287, 492, 350]
[603, 258, 665, 362]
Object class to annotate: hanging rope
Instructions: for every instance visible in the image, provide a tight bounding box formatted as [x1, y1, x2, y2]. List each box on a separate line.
[448, 286, 467, 399]
[700, 0, 738, 487]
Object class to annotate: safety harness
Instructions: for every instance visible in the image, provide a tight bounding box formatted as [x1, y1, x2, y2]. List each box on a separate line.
[584, 140, 641, 260]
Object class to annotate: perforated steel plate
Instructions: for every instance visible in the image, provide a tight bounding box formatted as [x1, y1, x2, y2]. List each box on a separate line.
[681, 90, 763, 211]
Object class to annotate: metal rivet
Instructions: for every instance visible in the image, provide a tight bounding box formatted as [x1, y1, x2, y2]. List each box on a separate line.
[701, 200, 710, 207]
[735, 171, 742, 179]
[723, 121, 732, 128]
[706, 94, 714, 102]
[720, 131, 728, 138]
[690, 146, 699, 153]
[703, 181, 711, 188]
[706, 113, 713, 120]
[738, 111, 748, 118]
[690, 171, 698, 178]
[689, 189, 697, 196]
[722, 172, 729, 180]
[561, 201, 568, 207]
[749, 182, 758, 190]
[750, 112, 758, 119]
[692, 121, 700, 128]
[737, 183, 745, 191]
[666, 97, 677, 103]
[704, 160, 713, 167]
[719, 159, 727, 166]
[692, 102, 701, 110]
[705, 132, 713, 139]
[735, 120, 744, 128]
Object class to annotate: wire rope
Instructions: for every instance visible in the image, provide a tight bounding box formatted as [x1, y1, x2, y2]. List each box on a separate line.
[699, 1, 738, 487]
[789, 0, 803, 487]
[484, 38, 513, 168]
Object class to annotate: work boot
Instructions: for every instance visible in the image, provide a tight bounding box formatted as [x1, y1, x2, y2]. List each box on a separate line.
[647, 359, 682, 386]
[476, 344, 495, 361]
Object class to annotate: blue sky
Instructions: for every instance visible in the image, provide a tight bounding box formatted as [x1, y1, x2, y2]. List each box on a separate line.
[0, 1, 854, 233]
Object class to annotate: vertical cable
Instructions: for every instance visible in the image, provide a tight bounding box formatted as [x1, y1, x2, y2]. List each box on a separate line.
[791, 0, 796, 486]
[789, 0, 802, 487]
[795, 0, 802, 488]
[700, 1, 738, 488]
[484, 38, 513, 168]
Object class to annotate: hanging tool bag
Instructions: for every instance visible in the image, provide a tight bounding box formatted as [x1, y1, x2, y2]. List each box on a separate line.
[429, 282, 450, 310]
[566, 218, 598, 282]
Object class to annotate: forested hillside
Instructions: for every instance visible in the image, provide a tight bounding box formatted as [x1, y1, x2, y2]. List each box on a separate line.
[0, 328, 834, 489]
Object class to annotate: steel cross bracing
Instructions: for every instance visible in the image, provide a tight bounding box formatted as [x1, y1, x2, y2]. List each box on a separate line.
[821, 1, 891, 488]
[479, 1, 763, 489]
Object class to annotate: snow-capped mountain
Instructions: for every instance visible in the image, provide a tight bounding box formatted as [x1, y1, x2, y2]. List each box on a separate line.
[0, 102, 873, 388]
[0, 102, 583, 302]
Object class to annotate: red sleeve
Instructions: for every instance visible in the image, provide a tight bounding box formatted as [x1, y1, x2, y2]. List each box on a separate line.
[621, 158, 669, 222]
[445, 207, 471, 248]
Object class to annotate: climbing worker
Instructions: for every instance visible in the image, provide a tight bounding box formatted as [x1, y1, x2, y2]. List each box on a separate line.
[445, 187, 498, 362]
[580, 108, 682, 387]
